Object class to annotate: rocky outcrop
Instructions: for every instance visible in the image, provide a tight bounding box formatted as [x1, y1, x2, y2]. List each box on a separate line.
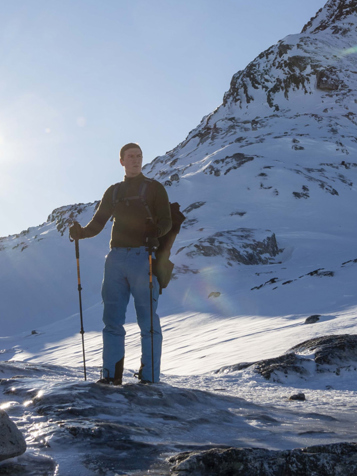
[177, 229, 282, 266]
[302, 0, 357, 34]
[169, 442, 357, 476]
[216, 334, 357, 383]
[47, 202, 99, 236]
[290, 334, 357, 365]
[0, 410, 26, 462]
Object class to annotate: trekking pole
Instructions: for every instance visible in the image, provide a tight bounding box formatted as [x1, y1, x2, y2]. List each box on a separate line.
[74, 239, 87, 381]
[148, 243, 155, 383]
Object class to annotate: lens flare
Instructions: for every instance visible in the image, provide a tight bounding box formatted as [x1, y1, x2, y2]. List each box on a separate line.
[341, 45, 357, 56]
[182, 265, 239, 316]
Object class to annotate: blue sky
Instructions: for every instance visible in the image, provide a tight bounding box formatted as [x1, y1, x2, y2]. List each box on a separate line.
[0, 0, 326, 237]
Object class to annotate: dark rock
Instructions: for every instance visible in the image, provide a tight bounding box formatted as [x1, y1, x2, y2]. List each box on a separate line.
[317, 68, 343, 91]
[254, 353, 306, 381]
[183, 201, 206, 214]
[182, 218, 198, 229]
[183, 229, 282, 266]
[169, 442, 357, 476]
[290, 334, 357, 366]
[0, 453, 57, 476]
[215, 334, 357, 383]
[251, 277, 279, 291]
[230, 211, 246, 217]
[289, 392, 306, 401]
[306, 268, 335, 277]
[208, 292, 221, 298]
[204, 153, 255, 176]
[302, 0, 357, 34]
[47, 202, 99, 236]
[305, 315, 321, 324]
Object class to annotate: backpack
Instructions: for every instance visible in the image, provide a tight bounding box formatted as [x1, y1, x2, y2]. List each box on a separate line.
[112, 178, 185, 292]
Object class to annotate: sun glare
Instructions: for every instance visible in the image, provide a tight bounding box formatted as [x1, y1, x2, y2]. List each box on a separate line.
[341, 45, 357, 56]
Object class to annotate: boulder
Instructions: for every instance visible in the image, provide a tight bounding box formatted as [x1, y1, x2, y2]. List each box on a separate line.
[0, 410, 26, 462]
[169, 442, 357, 475]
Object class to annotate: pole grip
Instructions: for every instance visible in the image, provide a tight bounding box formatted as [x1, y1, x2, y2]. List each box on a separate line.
[75, 240, 81, 287]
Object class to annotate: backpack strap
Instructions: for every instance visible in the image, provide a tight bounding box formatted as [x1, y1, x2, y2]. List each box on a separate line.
[138, 179, 154, 222]
[112, 182, 124, 206]
[112, 178, 154, 221]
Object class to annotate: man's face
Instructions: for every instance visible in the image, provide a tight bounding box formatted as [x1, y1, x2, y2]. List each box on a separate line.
[120, 147, 143, 177]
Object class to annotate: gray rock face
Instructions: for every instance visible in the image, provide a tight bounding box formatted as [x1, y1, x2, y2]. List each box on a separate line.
[0, 410, 26, 462]
[177, 229, 282, 266]
[305, 314, 321, 324]
[47, 201, 99, 236]
[169, 442, 357, 476]
[216, 334, 357, 383]
[302, 0, 357, 34]
[290, 334, 357, 365]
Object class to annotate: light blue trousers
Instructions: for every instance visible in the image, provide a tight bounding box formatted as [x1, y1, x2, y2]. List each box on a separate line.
[101, 247, 162, 382]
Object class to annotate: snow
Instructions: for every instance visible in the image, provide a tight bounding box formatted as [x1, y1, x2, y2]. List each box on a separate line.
[1, 1, 357, 474]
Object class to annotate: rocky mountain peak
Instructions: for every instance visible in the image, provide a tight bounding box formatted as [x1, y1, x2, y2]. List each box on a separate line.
[218, 0, 357, 115]
[302, 0, 357, 34]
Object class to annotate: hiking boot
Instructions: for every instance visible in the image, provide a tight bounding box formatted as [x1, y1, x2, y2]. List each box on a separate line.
[96, 377, 122, 386]
[134, 362, 154, 384]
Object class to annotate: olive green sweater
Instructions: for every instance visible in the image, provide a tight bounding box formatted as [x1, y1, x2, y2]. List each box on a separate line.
[82, 173, 172, 248]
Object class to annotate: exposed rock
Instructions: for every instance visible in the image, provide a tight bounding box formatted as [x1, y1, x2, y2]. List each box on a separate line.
[317, 67, 344, 91]
[0, 410, 26, 462]
[173, 265, 200, 276]
[216, 334, 357, 383]
[293, 187, 310, 199]
[0, 453, 57, 476]
[254, 353, 306, 381]
[183, 201, 206, 214]
[290, 334, 357, 365]
[208, 292, 221, 298]
[305, 315, 321, 324]
[230, 211, 246, 217]
[289, 392, 306, 401]
[47, 202, 98, 236]
[179, 229, 282, 266]
[302, 0, 357, 34]
[203, 153, 255, 176]
[304, 268, 334, 277]
[169, 442, 357, 476]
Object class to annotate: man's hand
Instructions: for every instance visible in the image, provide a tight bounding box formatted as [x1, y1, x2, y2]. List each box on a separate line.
[69, 222, 84, 241]
[144, 220, 159, 238]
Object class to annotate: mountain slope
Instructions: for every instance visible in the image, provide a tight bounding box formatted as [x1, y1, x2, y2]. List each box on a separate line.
[1, 0, 356, 337]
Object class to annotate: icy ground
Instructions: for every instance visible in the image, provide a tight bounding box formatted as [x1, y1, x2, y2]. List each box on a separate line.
[1, 304, 357, 475]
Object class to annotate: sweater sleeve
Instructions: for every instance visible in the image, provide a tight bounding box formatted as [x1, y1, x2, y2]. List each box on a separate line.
[82, 185, 114, 238]
[155, 182, 172, 237]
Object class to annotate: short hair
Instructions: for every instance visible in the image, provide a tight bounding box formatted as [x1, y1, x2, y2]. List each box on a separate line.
[120, 143, 142, 160]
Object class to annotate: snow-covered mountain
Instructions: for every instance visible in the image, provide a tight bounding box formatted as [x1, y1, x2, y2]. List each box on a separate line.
[1, 0, 356, 337]
[1, 2, 357, 473]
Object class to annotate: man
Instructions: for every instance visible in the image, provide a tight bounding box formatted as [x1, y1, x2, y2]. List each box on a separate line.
[69, 143, 172, 385]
